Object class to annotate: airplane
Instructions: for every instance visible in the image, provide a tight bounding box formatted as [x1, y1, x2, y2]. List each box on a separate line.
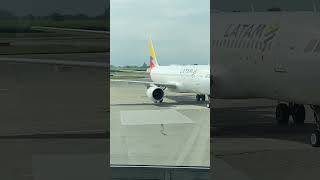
[211, 10, 320, 147]
[112, 39, 210, 105]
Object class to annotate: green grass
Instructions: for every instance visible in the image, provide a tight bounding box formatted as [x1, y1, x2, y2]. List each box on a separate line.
[30, 20, 108, 31]
[0, 19, 108, 54]
[110, 75, 146, 80]
[0, 20, 33, 33]
[110, 67, 147, 80]
[0, 19, 108, 34]
[0, 45, 107, 55]
[111, 67, 148, 72]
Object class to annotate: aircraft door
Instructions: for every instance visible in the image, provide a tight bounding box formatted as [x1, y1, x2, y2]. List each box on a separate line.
[273, 20, 291, 73]
[192, 67, 201, 93]
[273, 41, 288, 73]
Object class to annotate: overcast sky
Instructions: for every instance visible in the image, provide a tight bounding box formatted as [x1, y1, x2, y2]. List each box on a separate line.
[213, 0, 318, 11]
[111, 0, 210, 66]
[0, 0, 108, 16]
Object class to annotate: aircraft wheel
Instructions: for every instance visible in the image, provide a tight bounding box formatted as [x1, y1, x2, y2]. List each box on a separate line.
[292, 104, 305, 125]
[201, 95, 206, 101]
[276, 103, 289, 125]
[196, 94, 201, 101]
[311, 130, 320, 147]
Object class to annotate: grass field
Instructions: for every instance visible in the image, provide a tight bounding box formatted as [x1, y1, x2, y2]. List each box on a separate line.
[0, 19, 109, 55]
[0, 45, 107, 55]
[0, 19, 108, 34]
[0, 19, 108, 55]
[110, 67, 147, 79]
[111, 67, 148, 72]
[30, 20, 108, 31]
[110, 75, 146, 80]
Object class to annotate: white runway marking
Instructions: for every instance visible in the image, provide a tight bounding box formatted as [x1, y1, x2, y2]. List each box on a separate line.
[170, 105, 208, 110]
[120, 109, 194, 125]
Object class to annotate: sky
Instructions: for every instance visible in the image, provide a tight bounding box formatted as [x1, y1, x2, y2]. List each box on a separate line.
[213, 0, 318, 11]
[110, 0, 210, 66]
[0, 0, 108, 16]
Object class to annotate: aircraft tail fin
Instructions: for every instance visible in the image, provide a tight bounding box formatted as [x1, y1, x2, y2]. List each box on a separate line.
[148, 39, 159, 68]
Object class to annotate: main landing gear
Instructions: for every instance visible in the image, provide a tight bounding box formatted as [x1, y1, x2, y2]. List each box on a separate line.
[207, 95, 211, 108]
[310, 105, 320, 147]
[196, 94, 206, 102]
[276, 103, 320, 147]
[275, 102, 305, 125]
[196, 94, 210, 108]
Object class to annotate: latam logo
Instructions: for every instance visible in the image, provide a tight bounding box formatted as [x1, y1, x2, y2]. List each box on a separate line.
[224, 24, 280, 42]
[224, 23, 280, 51]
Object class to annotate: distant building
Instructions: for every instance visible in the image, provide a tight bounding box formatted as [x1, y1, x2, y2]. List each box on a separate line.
[141, 62, 148, 68]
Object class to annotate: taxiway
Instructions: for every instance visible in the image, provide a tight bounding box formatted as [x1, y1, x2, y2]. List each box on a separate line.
[211, 99, 320, 180]
[110, 82, 210, 167]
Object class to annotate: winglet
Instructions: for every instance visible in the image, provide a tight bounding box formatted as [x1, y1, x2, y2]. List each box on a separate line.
[148, 39, 159, 68]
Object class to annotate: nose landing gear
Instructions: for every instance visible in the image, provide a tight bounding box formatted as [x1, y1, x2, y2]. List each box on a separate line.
[196, 94, 206, 101]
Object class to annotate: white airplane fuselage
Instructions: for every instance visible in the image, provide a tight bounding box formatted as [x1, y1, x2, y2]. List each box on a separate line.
[148, 65, 210, 95]
[212, 12, 320, 105]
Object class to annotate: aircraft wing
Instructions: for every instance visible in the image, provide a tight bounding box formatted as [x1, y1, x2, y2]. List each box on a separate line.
[111, 79, 177, 89]
[0, 57, 108, 68]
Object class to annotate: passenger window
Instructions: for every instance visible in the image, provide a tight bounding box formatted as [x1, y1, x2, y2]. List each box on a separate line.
[235, 40, 238, 48]
[243, 40, 247, 48]
[268, 42, 272, 50]
[313, 41, 320, 52]
[238, 40, 242, 48]
[305, 39, 318, 52]
[246, 41, 250, 48]
[223, 40, 226, 48]
[231, 40, 234, 48]
[259, 42, 263, 50]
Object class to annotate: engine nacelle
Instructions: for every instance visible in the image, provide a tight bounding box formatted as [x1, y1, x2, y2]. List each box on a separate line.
[146, 86, 164, 102]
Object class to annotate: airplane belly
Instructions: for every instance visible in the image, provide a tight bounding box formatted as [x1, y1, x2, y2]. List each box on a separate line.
[212, 64, 251, 98]
[274, 60, 320, 105]
[190, 78, 210, 95]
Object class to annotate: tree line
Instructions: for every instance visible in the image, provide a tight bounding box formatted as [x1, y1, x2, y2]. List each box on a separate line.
[0, 9, 109, 20]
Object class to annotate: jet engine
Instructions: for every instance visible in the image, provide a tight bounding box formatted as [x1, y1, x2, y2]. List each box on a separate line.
[146, 86, 164, 103]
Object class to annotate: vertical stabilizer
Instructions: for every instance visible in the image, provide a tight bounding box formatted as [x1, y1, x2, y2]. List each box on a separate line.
[148, 39, 159, 68]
